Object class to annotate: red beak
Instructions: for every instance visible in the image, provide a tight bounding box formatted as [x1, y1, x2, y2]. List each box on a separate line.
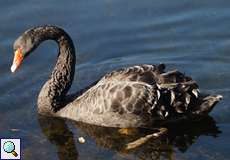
[11, 48, 23, 73]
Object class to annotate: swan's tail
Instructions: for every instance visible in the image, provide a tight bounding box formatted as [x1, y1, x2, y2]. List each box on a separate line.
[152, 65, 223, 119]
[191, 94, 223, 115]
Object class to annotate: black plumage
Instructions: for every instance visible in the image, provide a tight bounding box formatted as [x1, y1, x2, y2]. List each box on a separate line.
[11, 25, 222, 128]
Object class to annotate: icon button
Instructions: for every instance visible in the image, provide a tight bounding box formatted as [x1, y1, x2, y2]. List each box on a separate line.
[1, 139, 21, 160]
[3, 141, 18, 157]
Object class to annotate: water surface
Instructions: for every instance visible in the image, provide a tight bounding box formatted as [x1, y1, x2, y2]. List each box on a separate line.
[0, 0, 229, 159]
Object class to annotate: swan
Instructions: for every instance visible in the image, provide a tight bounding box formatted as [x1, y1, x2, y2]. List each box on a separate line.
[11, 25, 223, 128]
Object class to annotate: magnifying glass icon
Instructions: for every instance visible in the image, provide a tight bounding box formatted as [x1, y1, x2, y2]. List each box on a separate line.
[3, 141, 18, 157]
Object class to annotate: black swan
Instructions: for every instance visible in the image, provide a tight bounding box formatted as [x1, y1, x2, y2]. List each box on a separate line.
[11, 25, 222, 128]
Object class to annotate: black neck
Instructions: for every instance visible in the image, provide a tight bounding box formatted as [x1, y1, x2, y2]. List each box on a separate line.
[34, 26, 76, 113]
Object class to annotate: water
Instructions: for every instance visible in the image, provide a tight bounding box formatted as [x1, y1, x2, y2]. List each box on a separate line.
[0, 0, 229, 159]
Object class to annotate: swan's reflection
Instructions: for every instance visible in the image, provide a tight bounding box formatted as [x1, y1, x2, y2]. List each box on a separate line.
[38, 115, 221, 160]
[38, 116, 78, 160]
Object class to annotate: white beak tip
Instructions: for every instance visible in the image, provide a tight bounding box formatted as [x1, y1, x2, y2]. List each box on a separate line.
[11, 64, 17, 73]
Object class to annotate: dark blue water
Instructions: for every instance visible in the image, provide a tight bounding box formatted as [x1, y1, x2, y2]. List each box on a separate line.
[0, 0, 230, 159]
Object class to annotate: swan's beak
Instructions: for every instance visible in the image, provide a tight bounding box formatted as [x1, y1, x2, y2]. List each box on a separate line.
[11, 48, 23, 73]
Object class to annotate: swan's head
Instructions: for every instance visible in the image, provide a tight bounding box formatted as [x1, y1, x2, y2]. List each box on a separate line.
[11, 32, 36, 73]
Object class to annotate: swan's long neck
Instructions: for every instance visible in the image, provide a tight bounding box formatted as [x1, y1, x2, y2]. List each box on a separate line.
[35, 26, 76, 114]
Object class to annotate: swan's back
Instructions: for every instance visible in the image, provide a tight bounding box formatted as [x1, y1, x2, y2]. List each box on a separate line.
[59, 64, 222, 128]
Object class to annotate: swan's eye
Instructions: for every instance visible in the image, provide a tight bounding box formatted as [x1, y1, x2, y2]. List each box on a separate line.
[11, 48, 24, 73]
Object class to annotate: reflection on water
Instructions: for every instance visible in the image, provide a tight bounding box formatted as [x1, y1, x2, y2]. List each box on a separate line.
[38, 116, 78, 160]
[38, 115, 220, 160]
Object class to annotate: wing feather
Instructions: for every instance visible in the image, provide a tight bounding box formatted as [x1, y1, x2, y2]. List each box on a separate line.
[100, 64, 164, 85]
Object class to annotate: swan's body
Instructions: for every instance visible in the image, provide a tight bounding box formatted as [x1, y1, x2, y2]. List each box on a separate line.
[11, 25, 222, 128]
